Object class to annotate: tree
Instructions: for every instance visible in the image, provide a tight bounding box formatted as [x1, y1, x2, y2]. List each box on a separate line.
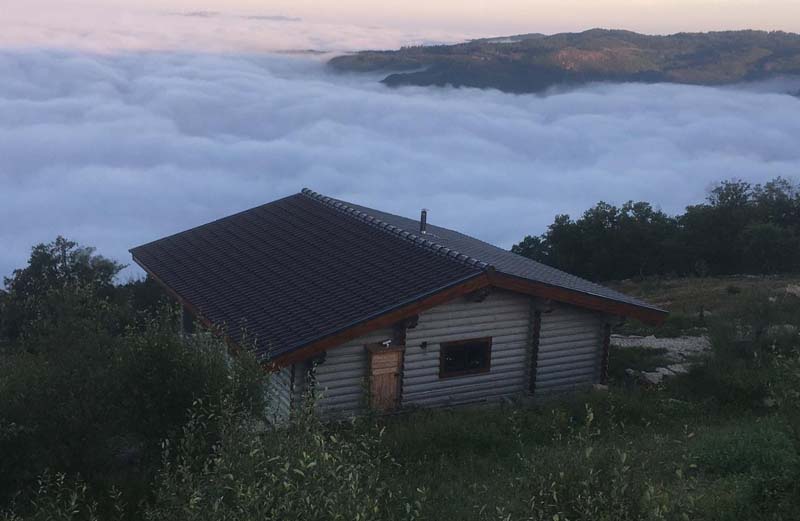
[0, 238, 263, 510]
[0, 237, 125, 342]
[751, 177, 800, 230]
[707, 179, 752, 208]
[511, 235, 549, 263]
[542, 214, 588, 276]
[511, 177, 799, 281]
[741, 223, 799, 274]
[5, 237, 121, 293]
[616, 201, 679, 277]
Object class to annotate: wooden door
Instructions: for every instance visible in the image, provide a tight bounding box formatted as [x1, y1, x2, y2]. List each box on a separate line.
[367, 344, 404, 412]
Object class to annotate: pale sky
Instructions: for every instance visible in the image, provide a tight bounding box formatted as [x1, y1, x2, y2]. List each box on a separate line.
[5, 0, 800, 51]
[181, 0, 800, 34]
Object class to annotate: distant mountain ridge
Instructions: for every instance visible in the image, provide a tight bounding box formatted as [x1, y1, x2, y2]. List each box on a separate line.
[328, 29, 800, 93]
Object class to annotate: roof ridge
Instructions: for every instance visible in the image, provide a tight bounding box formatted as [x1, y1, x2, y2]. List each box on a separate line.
[300, 188, 493, 270]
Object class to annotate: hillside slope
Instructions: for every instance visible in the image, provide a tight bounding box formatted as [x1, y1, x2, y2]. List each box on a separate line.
[329, 29, 800, 93]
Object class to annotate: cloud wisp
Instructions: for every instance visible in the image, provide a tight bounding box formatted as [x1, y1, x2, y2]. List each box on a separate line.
[0, 3, 467, 54]
[1, 48, 799, 279]
[168, 11, 302, 23]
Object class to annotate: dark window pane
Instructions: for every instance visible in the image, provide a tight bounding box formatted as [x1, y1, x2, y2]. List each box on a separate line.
[442, 350, 465, 373]
[466, 345, 487, 369]
[440, 338, 491, 378]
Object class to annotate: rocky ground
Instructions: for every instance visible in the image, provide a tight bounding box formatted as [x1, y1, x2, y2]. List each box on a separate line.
[611, 334, 711, 385]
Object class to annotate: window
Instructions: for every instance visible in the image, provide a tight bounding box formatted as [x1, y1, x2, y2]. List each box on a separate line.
[439, 337, 492, 378]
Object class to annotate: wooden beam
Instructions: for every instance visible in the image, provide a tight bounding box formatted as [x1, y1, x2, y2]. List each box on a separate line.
[489, 273, 667, 326]
[392, 314, 418, 346]
[600, 323, 612, 385]
[274, 273, 492, 366]
[467, 286, 492, 303]
[528, 309, 543, 394]
[532, 298, 555, 313]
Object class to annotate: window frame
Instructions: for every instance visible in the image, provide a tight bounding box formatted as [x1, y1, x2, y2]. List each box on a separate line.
[438, 337, 492, 379]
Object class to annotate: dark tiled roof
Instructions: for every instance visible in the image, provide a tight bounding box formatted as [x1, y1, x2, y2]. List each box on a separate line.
[130, 193, 482, 359]
[335, 198, 664, 313]
[131, 189, 663, 360]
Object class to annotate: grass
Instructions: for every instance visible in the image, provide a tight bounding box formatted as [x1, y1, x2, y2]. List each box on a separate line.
[607, 274, 800, 337]
[374, 388, 799, 520]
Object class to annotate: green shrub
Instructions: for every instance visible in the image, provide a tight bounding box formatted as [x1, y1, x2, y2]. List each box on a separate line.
[382, 405, 546, 461]
[669, 359, 770, 408]
[1, 475, 92, 521]
[143, 400, 424, 521]
[715, 290, 800, 358]
[501, 406, 688, 521]
[669, 288, 800, 409]
[0, 307, 266, 512]
[3, 402, 425, 521]
[616, 311, 706, 338]
[725, 284, 742, 295]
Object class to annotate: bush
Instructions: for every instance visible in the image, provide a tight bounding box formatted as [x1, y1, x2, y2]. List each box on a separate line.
[500, 406, 687, 521]
[725, 284, 742, 295]
[715, 290, 800, 358]
[670, 359, 770, 408]
[4, 401, 425, 521]
[668, 288, 800, 409]
[143, 403, 424, 521]
[0, 305, 267, 511]
[616, 311, 705, 338]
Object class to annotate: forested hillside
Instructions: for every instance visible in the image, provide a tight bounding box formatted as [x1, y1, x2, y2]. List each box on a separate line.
[329, 29, 800, 93]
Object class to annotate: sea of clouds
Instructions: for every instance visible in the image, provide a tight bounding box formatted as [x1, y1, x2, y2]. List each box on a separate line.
[2, 5, 800, 279]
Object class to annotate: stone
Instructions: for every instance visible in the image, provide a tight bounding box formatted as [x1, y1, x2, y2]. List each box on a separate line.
[667, 363, 691, 374]
[767, 324, 799, 338]
[640, 371, 664, 385]
[655, 367, 676, 377]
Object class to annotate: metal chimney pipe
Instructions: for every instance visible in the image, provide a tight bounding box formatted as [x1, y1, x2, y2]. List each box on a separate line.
[420, 209, 428, 234]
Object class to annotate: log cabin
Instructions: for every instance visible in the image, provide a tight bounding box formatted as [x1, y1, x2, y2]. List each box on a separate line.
[130, 189, 666, 418]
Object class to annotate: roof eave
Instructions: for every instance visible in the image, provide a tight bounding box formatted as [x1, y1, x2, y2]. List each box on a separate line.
[130, 253, 247, 356]
[489, 272, 668, 326]
[270, 271, 492, 367]
[274, 270, 666, 368]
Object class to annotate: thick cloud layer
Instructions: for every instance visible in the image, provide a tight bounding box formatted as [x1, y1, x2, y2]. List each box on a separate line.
[1, 48, 799, 280]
